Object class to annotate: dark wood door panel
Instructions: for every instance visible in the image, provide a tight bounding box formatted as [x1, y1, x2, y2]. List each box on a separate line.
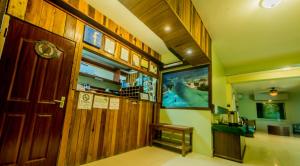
[0, 18, 76, 166]
[0, 113, 26, 165]
[7, 39, 38, 102]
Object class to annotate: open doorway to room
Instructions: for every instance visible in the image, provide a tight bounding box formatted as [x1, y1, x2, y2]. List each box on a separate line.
[232, 77, 300, 137]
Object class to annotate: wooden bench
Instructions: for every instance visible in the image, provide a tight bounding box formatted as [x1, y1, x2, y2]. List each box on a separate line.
[150, 123, 193, 156]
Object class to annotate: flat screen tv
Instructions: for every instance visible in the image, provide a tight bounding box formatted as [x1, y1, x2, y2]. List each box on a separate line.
[162, 65, 210, 109]
[256, 103, 285, 120]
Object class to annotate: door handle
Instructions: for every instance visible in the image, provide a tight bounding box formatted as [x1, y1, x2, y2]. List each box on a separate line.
[54, 96, 66, 108]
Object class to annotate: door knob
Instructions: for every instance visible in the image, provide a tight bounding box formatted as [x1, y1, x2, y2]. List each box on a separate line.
[54, 96, 66, 108]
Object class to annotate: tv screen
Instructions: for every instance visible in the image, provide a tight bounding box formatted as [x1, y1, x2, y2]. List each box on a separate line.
[256, 103, 285, 120]
[162, 65, 210, 109]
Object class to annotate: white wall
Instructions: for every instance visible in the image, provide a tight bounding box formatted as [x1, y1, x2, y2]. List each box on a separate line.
[238, 92, 300, 133]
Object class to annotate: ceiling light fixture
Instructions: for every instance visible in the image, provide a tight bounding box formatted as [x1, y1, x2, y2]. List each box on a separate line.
[164, 25, 171, 32]
[261, 0, 282, 8]
[186, 49, 193, 55]
[269, 87, 278, 96]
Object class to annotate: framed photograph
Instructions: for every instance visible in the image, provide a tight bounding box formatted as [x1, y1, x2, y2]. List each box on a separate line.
[161, 65, 211, 109]
[132, 52, 141, 67]
[141, 58, 149, 69]
[104, 36, 116, 55]
[149, 61, 157, 74]
[83, 25, 102, 48]
[119, 45, 130, 62]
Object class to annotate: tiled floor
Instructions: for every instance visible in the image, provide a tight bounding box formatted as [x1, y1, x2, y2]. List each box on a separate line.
[82, 132, 300, 166]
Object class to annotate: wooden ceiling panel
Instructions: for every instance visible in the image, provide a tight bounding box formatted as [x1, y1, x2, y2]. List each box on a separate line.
[119, 0, 211, 66]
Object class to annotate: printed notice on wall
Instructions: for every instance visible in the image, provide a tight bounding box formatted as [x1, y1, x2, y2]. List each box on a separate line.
[78, 92, 94, 110]
[93, 95, 109, 109]
[109, 98, 120, 110]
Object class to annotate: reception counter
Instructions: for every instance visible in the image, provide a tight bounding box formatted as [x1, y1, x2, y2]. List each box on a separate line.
[212, 124, 246, 163]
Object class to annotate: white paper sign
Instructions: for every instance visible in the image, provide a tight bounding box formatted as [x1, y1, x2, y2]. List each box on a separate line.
[78, 92, 93, 110]
[120, 47, 129, 62]
[109, 98, 120, 110]
[104, 37, 116, 55]
[93, 95, 109, 109]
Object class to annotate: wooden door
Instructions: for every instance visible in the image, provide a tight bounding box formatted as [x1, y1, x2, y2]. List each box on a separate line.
[0, 18, 76, 166]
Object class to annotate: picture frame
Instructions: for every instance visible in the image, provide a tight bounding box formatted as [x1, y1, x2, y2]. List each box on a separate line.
[104, 36, 116, 55]
[83, 25, 102, 48]
[141, 58, 149, 69]
[149, 61, 157, 74]
[119, 45, 130, 62]
[132, 52, 141, 67]
[161, 64, 211, 110]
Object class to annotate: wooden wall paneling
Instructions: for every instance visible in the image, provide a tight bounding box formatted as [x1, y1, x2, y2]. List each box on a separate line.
[208, 35, 212, 58]
[68, 0, 80, 8]
[178, 0, 191, 32]
[7, 0, 28, 19]
[192, 7, 201, 46]
[66, 93, 81, 166]
[110, 109, 119, 156]
[74, 108, 87, 165]
[135, 38, 143, 50]
[64, 14, 77, 40]
[90, 108, 102, 161]
[118, 27, 130, 41]
[97, 108, 107, 159]
[57, 20, 84, 166]
[80, 109, 93, 164]
[94, 11, 103, 25]
[122, 99, 131, 152]
[52, 8, 67, 36]
[86, 107, 97, 162]
[78, 0, 88, 15]
[24, 0, 42, 24]
[87, 4, 95, 18]
[107, 18, 119, 34]
[39, 1, 55, 31]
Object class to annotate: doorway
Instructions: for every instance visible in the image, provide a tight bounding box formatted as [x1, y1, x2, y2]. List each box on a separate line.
[0, 18, 76, 165]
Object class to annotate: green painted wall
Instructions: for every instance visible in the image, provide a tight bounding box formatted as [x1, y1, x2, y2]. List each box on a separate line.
[238, 92, 300, 132]
[160, 48, 227, 156]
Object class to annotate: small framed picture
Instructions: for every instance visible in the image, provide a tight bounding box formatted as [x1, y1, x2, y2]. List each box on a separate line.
[104, 36, 116, 55]
[119, 45, 130, 62]
[149, 61, 157, 74]
[141, 58, 149, 69]
[83, 25, 102, 48]
[132, 52, 141, 67]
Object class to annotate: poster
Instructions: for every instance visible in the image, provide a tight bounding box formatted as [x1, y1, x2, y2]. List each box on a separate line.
[132, 53, 140, 67]
[78, 92, 94, 110]
[83, 25, 102, 48]
[120, 46, 129, 62]
[93, 95, 109, 109]
[141, 58, 149, 68]
[109, 98, 120, 110]
[149, 61, 157, 74]
[104, 37, 116, 55]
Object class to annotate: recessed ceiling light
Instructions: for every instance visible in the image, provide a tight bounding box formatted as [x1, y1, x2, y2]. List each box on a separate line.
[186, 49, 193, 55]
[261, 0, 281, 8]
[281, 66, 292, 71]
[164, 25, 171, 32]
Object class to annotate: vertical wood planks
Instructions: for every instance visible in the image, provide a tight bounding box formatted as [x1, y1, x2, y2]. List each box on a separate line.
[64, 14, 77, 40]
[52, 9, 67, 36]
[65, 92, 154, 165]
[24, 0, 43, 25]
[39, 1, 55, 31]
[7, 0, 28, 19]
